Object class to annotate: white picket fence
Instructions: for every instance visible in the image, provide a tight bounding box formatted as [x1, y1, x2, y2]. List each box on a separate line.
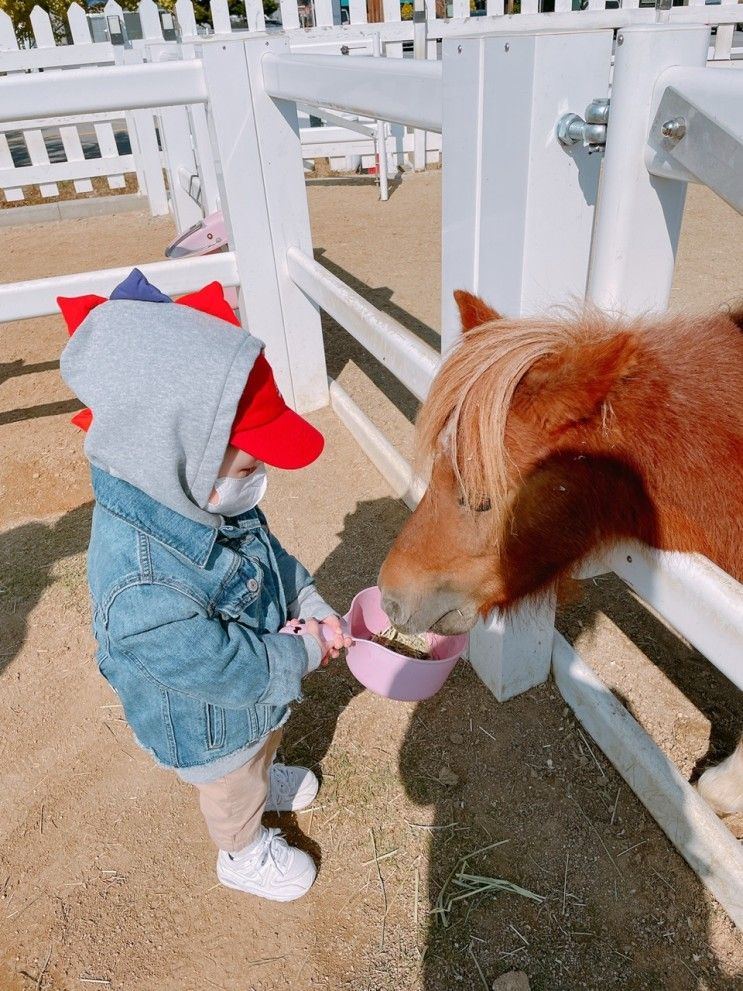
[1, 0, 740, 213]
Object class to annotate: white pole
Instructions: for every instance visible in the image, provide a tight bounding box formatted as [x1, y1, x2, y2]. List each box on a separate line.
[372, 33, 390, 202]
[440, 29, 614, 700]
[413, 0, 427, 172]
[0, 61, 207, 121]
[587, 24, 710, 314]
[201, 36, 328, 413]
[441, 30, 614, 341]
[262, 53, 443, 133]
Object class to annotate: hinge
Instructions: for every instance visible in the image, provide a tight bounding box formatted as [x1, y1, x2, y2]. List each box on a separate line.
[557, 98, 610, 153]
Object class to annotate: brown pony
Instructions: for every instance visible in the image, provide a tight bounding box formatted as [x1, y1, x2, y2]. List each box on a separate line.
[379, 291, 743, 813]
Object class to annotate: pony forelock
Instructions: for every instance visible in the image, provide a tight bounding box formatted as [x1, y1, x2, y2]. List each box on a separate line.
[416, 309, 612, 507]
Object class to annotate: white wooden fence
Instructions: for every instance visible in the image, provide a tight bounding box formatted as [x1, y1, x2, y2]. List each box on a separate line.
[1, 0, 739, 212]
[1, 0, 743, 930]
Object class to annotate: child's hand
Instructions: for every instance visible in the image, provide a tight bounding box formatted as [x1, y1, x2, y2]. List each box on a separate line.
[302, 619, 334, 667]
[285, 616, 352, 668]
[321, 614, 353, 655]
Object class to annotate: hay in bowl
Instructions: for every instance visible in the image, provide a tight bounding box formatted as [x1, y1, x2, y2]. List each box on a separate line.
[370, 625, 431, 660]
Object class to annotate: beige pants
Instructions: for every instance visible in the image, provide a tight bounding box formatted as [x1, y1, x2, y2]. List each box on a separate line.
[194, 729, 282, 853]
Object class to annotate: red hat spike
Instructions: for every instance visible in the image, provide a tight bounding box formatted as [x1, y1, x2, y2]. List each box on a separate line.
[70, 408, 93, 431]
[176, 282, 240, 326]
[57, 295, 107, 335]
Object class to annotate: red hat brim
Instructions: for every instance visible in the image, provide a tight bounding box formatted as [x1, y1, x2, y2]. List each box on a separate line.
[231, 406, 324, 469]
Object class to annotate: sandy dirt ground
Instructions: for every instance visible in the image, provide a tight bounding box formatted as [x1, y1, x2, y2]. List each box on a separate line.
[1, 176, 742, 991]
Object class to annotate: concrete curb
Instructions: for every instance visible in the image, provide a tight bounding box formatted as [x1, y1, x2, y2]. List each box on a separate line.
[0, 194, 155, 227]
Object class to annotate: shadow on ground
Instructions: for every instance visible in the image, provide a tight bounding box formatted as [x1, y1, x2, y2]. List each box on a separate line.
[0, 502, 93, 676]
[315, 247, 439, 426]
[274, 494, 409, 825]
[558, 576, 743, 780]
[271, 487, 739, 989]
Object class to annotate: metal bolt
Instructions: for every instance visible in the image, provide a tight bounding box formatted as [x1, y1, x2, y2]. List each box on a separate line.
[661, 116, 687, 142]
[557, 112, 586, 147]
[585, 98, 610, 126]
[341, 44, 350, 55]
[457, 44, 462, 54]
[504, 42, 510, 52]
[617, 33, 624, 46]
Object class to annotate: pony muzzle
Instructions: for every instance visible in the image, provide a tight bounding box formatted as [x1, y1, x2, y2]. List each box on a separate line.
[380, 585, 479, 636]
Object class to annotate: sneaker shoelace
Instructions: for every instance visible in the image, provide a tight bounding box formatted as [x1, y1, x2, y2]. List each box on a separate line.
[256, 828, 290, 877]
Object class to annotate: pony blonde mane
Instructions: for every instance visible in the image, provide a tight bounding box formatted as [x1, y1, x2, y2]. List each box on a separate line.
[417, 311, 615, 507]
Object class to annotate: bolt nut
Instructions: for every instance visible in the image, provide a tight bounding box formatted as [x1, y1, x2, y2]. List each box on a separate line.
[585, 98, 610, 126]
[661, 116, 687, 142]
[557, 112, 584, 147]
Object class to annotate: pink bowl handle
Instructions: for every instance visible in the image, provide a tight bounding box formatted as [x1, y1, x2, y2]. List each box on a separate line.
[279, 618, 349, 643]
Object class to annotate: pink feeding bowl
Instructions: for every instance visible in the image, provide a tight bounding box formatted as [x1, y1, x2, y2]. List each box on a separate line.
[342, 586, 468, 702]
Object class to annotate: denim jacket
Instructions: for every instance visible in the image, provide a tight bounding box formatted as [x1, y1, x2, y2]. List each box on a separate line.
[87, 466, 327, 778]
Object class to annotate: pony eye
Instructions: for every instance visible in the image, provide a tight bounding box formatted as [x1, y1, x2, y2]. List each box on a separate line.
[458, 495, 492, 513]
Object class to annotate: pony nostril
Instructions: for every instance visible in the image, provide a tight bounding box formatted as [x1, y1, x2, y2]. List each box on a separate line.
[381, 593, 403, 626]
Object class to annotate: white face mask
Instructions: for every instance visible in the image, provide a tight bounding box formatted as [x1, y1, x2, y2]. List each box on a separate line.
[207, 464, 268, 517]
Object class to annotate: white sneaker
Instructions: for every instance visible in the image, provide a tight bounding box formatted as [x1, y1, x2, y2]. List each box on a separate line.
[266, 762, 319, 813]
[217, 826, 317, 901]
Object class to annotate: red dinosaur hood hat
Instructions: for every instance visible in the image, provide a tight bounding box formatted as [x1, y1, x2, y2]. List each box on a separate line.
[230, 351, 324, 469]
[58, 270, 324, 470]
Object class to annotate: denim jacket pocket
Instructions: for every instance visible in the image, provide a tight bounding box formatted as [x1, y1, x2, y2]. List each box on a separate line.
[205, 703, 226, 751]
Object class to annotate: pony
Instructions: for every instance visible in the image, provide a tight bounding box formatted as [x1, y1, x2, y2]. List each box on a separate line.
[379, 291, 743, 815]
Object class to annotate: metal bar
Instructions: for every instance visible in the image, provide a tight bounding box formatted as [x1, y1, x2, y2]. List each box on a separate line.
[0, 254, 238, 323]
[262, 52, 443, 133]
[286, 247, 440, 403]
[328, 378, 425, 510]
[296, 102, 375, 138]
[0, 61, 208, 125]
[553, 633, 743, 931]
[646, 65, 743, 215]
[601, 543, 743, 692]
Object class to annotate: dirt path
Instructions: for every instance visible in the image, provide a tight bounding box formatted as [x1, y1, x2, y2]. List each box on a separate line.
[1, 177, 742, 991]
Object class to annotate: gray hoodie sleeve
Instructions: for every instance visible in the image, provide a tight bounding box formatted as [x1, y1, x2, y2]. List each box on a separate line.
[263, 523, 336, 622]
[291, 584, 337, 622]
[107, 584, 318, 709]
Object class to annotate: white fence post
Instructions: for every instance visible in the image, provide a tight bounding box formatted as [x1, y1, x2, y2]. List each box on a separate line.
[120, 49, 171, 216]
[413, 0, 427, 172]
[441, 30, 614, 341]
[201, 35, 328, 413]
[441, 30, 614, 700]
[587, 24, 711, 314]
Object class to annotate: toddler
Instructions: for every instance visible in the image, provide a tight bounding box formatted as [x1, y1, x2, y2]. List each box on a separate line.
[59, 269, 350, 902]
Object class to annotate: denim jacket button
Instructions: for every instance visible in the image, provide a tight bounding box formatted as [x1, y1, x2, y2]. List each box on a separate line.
[247, 578, 259, 593]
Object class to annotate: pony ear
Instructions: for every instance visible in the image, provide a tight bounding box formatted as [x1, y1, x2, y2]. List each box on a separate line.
[453, 290, 501, 333]
[516, 332, 640, 434]
[727, 305, 743, 332]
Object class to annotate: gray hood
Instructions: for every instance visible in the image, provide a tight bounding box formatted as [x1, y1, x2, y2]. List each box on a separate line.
[60, 299, 263, 528]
